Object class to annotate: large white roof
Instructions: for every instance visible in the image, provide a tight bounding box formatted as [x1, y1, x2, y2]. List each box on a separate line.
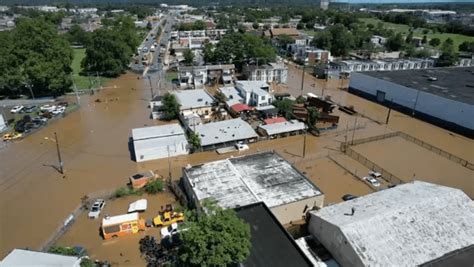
[311, 181, 474, 266]
[132, 124, 184, 141]
[192, 118, 257, 147]
[0, 249, 81, 267]
[185, 152, 322, 209]
[173, 89, 214, 110]
[259, 120, 306, 136]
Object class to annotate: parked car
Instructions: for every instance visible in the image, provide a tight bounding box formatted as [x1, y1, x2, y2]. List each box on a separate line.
[23, 105, 37, 113]
[364, 176, 381, 187]
[342, 194, 358, 201]
[369, 170, 382, 179]
[160, 223, 178, 239]
[88, 199, 106, 219]
[57, 101, 69, 107]
[32, 116, 47, 123]
[40, 105, 56, 112]
[10, 105, 24, 113]
[51, 106, 66, 116]
[235, 142, 249, 151]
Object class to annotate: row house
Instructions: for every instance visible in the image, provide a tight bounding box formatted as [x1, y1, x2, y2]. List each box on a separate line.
[178, 64, 235, 89]
[243, 63, 288, 84]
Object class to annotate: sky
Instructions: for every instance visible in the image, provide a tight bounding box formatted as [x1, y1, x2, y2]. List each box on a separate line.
[331, 0, 474, 3]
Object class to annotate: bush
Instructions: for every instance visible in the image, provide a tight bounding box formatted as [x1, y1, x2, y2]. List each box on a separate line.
[114, 187, 128, 198]
[80, 258, 94, 267]
[144, 179, 164, 194]
[48, 246, 78, 256]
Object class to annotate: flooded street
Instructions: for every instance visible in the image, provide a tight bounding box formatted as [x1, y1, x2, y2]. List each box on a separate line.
[1, 64, 473, 259]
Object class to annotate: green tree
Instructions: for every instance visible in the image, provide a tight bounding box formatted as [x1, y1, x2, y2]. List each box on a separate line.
[65, 24, 91, 46]
[214, 91, 227, 103]
[405, 31, 413, 44]
[0, 18, 73, 96]
[188, 132, 201, 152]
[192, 20, 206, 30]
[459, 41, 474, 53]
[277, 34, 294, 50]
[312, 31, 332, 50]
[144, 179, 164, 194]
[273, 99, 295, 120]
[146, 21, 152, 30]
[48, 246, 78, 256]
[386, 33, 404, 51]
[421, 35, 428, 45]
[183, 49, 194, 65]
[162, 93, 180, 120]
[328, 24, 354, 57]
[203, 43, 215, 63]
[436, 38, 458, 67]
[307, 107, 319, 127]
[252, 22, 259, 30]
[178, 204, 251, 266]
[429, 38, 441, 47]
[80, 258, 94, 267]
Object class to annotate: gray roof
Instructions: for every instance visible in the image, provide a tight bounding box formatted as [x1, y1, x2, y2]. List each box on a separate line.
[192, 118, 257, 147]
[179, 64, 235, 72]
[173, 89, 214, 110]
[219, 86, 243, 107]
[236, 80, 270, 97]
[361, 67, 474, 105]
[259, 120, 306, 136]
[310, 181, 474, 267]
[184, 151, 323, 209]
[132, 124, 185, 141]
[0, 249, 81, 267]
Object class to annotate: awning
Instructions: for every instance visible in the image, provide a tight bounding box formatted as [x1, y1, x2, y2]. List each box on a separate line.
[128, 199, 148, 212]
[231, 103, 252, 113]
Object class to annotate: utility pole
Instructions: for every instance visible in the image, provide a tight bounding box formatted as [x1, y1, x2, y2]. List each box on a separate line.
[27, 83, 35, 100]
[302, 131, 307, 158]
[54, 132, 64, 174]
[385, 98, 393, 124]
[412, 90, 420, 117]
[167, 145, 172, 183]
[148, 75, 154, 99]
[351, 115, 358, 145]
[71, 74, 80, 106]
[300, 64, 305, 96]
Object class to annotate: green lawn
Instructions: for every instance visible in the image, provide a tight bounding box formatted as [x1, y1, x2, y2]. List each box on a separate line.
[71, 48, 110, 90]
[359, 18, 474, 52]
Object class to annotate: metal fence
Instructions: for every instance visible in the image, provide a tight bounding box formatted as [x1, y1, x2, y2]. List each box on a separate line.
[397, 132, 474, 171]
[340, 132, 398, 152]
[39, 189, 116, 252]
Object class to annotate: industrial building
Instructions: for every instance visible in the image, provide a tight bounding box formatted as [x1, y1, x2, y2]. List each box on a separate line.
[182, 151, 324, 224]
[308, 181, 474, 267]
[349, 67, 474, 137]
[235, 203, 313, 267]
[132, 124, 188, 162]
[190, 118, 258, 150]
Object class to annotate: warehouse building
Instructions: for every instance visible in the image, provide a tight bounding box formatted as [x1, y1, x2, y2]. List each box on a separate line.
[132, 124, 188, 162]
[349, 67, 474, 137]
[0, 249, 82, 266]
[190, 118, 257, 150]
[182, 151, 324, 224]
[308, 181, 474, 267]
[235, 203, 313, 267]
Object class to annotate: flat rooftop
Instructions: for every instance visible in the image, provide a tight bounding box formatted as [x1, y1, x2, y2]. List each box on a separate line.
[235, 203, 313, 267]
[184, 151, 322, 209]
[132, 124, 185, 141]
[173, 89, 214, 110]
[192, 118, 257, 147]
[311, 181, 474, 266]
[362, 67, 474, 105]
[259, 120, 306, 135]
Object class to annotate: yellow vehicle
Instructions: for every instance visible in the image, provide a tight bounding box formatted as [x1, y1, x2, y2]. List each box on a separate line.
[3, 132, 22, 142]
[153, 211, 184, 227]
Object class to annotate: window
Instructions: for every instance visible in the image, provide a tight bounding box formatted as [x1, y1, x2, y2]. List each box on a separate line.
[261, 96, 265, 100]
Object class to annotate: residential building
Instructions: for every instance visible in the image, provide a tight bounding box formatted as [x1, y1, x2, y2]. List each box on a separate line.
[219, 86, 244, 108]
[0, 249, 82, 266]
[235, 203, 313, 267]
[370, 35, 387, 47]
[268, 28, 300, 39]
[189, 118, 257, 150]
[182, 151, 324, 224]
[459, 53, 474, 67]
[178, 64, 235, 89]
[349, 67, 474, 138]
[235, 81, 274, 107]
[289, 44, 330, 64]
[308, 181, 474, 267]
[132, 124, 188, 162]
[173, 89, 215, 118]
[257, 120, 306, 138]
[243, 63, 288, 84]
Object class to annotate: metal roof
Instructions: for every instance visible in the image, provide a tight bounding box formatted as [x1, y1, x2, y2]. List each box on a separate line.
[0, 249, 80, 267]
[310, 181, 474, 267]
[173, 89, 214, 110]
[259, 120, 306, 135]
[184, 151, 322, 209]
[192, 118, 257, 147]
[236, 81, 270, 97]
[132, 124, 185, 141]
[219, 86, 243, 107]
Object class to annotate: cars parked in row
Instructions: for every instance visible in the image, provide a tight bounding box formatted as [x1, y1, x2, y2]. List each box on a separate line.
[364, 171, 382, 187]
[10, 105, 24, 113]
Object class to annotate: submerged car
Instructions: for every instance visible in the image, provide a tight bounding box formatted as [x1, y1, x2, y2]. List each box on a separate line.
[88, 199, 106, 219]
[364, 176, 381, 187]
[342, 194, 358, 201]
[3, 132, 22, 142]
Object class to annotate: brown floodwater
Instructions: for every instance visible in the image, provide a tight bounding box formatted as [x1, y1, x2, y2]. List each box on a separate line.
[0, 65, 472, 260]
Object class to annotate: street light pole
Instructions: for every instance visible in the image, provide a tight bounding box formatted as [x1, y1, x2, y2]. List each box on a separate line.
[54, 132, 64, 174]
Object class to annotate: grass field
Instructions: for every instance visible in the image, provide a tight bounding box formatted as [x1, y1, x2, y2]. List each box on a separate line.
[360, 18, 474, 52]
[71, 48, 109, 90]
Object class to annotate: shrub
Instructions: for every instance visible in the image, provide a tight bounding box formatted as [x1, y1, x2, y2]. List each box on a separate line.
[144, 179, 164, 194]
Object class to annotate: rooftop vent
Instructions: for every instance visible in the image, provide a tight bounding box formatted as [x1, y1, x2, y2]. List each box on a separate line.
[197, 98, 203, 102]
